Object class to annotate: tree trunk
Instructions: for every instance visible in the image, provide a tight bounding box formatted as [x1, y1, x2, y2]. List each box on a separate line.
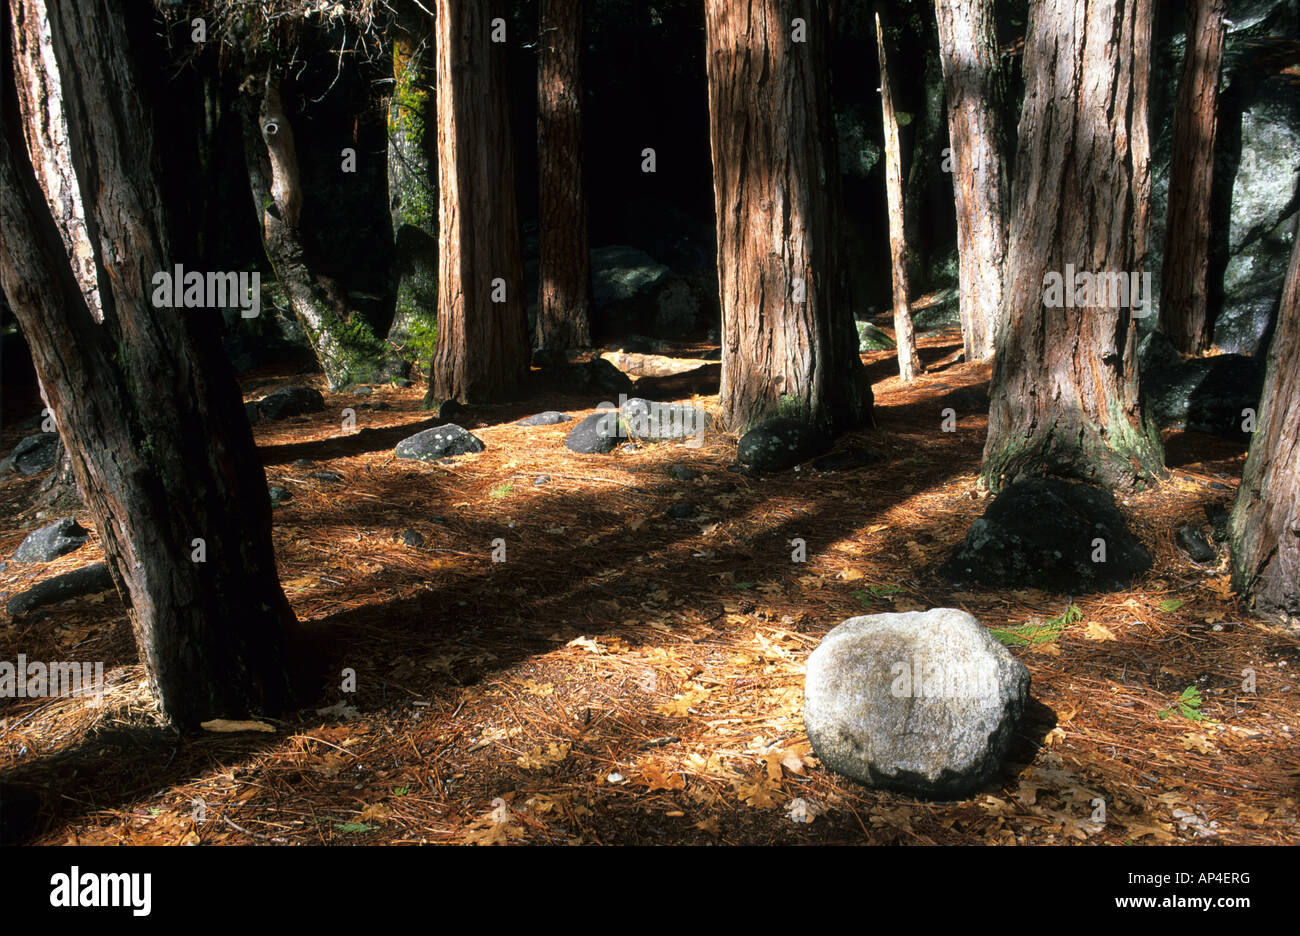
[1159, 0, 1226, 354]
[431, 0, 529, 403]
[7, 0, 100, 320]
[535, 0, 591, 351]
[386, 7, 440, 375]
[0, 0, 296, 728]
[934, 0, 1009, 362]
[1229, 232, 1300, 617]
[705, 0, 873, 434]
[982, 0, 1165, 494]
[243, 76, 404, 391]
[876, 10, 922, 383]
[903, 37, 945, 290]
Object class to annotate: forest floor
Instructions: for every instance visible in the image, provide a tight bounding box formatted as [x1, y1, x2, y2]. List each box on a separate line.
[2, 328, 1298, 845]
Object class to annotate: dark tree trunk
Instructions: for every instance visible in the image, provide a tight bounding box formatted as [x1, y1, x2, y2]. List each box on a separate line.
[0, 0, 296, 728]
[876, 10, 922, 383]
[705, 0, 872, 434]
[1159, 0, 1226, 354]
[431, 0, 529, 403]
[1230, 233, 1300, 617]
[982, 0, 1164, 493]
[934, 0, 1009, 362]
[386, 6, 440, 374]
[243, 76, 403, 391]
[535, 0, 591, 351]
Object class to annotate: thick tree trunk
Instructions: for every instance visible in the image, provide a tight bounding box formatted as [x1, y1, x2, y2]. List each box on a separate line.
[982, 0, 1165, 494]
[1230, 234, 1300, 617]
[876, 11, 922, 383]
[243, 76, 403, 390]
[7, 0, 99, 320]
[431, 0, 529, 403]
[535, 0, 591, 351]
[386, 8, 440, 374]
[0, 0, 295, 728]
[1159, 0, 1226, 354]
[934, 0, 1009, 362]
[705, 0, 872, 434]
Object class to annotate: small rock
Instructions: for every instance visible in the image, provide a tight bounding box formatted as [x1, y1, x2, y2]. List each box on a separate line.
[804, 608, 1030, 798]
[666, 502, 697, 519]
[6, 562, 115, 617]
[268, 485, 292, 505]
[1, 433, 59, 476]
[534, 475, 552, 486]
[737, 418, 831, 472]
[13, 518, 89, 563]
[311, 471, 344, 483]
[257, 386, 325, 420]
[517, 411, 573, 426]
[393, 378, 413, 389]
[563, 411, 623, 454]
[401, 529, 425, 547]
[667, 464, 701, 481]
[1176, 526, 1218, 563]
[395, 424, 485, 461]
[620, 398, 712, 443]
[352, 386, 373, 396]
[292, 459, 315, 469]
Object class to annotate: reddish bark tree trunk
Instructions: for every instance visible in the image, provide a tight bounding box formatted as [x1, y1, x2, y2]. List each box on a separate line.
[934, 0, 1008, 362]
[876, 10, 922, 383]
[1159, 0, 1226, 354]
[705, 0, 872, 434]
[536, 0, 591, 350]
[982, 0, 1165, 493]
[431, 0, 529, 403]
[0, 0, 296, 728]
[1230, 234, 1300, 617]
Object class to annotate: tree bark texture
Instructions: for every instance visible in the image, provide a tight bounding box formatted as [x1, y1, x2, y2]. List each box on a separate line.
[1230, 232, 1300, 616]
[431, 0, 529, 403]
[704, 0, 872, 434]
[535, 0, 591, 351]
[982, 0, 1165, 494]
[876, 10, 922, 383]
[0, 0, 296, 728]
[1159, 0, 1226, 354]
[934, 0, 1009, 362]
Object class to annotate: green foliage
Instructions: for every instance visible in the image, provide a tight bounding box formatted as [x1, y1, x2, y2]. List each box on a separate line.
[992, 603, 1081, 647]
[1157, 599, 1185, 613]
[489, 483, 514, 499]
[1158, 686, 1206, 723]
[852, 584, 902, 608]
[334, 822, 377, 834]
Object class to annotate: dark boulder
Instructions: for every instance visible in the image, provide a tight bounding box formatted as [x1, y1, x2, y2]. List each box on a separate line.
[736, 419, 832, 472]
[941, 478, 1152, 592]
[395, 425, 485, 461]
[1, 433, 59, 476]
[563, 411, 623, 454]
[256, 386, 325, 420]
[13, 517, 90, 563]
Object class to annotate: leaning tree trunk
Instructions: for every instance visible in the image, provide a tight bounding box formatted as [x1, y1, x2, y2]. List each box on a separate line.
[1229, 232, 1300, 616]
[1159, 0, 1226, 354]
[431, 0, 529, 403]
[934, 0, 1009, 362]
[876, 10, 922, 383]
[705, 0, 873, 434]
[981, 0, 1165, 494]
[0, 0, 295, 728]
[386, 7, 440, 375]
[535, 0, 591, 351]
[243, 76, 403, 391]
